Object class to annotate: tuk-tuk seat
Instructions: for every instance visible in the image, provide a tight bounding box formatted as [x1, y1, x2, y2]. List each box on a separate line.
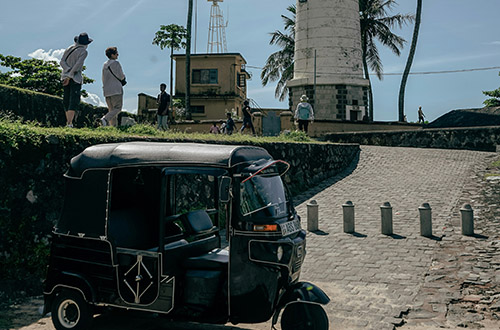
[183, 248, 228, 270]
[183, 209, 217, 235]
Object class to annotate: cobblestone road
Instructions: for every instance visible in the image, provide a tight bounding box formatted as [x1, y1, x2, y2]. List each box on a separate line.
[3, 145, 499, 330]
[294, 146, 499, 329]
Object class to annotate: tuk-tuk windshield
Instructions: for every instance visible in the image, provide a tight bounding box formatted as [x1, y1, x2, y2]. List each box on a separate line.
[240, 173, 288, 217]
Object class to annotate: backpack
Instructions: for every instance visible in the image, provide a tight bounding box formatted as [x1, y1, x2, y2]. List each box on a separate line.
[298, 104, 310, 120]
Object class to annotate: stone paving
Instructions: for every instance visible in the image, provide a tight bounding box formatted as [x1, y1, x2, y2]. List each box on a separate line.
[2, 145, 499, 330]
[294, 145, 499, 329]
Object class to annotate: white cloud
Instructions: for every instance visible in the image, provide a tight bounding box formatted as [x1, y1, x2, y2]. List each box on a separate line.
[82, 93, 106, 107]
[490, 41, 500, 46]
[28, 48, 65, 63]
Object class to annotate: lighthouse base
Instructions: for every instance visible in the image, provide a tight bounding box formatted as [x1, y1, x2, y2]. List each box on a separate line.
[289, 84, 369, 121]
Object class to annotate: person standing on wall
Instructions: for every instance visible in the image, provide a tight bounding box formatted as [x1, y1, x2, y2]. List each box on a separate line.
[417, 106, 425, 124]
[101, 47, 126, 127]
[240, 100, 256, 135]
[294, 95, 314, 134]
[156, 83, 170, 130]
[60, 32, 93, 128]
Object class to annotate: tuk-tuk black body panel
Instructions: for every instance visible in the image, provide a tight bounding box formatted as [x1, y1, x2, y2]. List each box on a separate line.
[57, 171, 109, 237]
[44, 235, 116, 303]
[228, 229, 307, 323]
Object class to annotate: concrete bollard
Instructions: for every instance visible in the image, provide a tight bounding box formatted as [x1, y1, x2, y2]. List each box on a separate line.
[307, 200, 319, 231]
[418, 203, 433, 237]
[342, 201, 355, 233]
[380, 202, 393, 235]
[460, 204, 474, 236]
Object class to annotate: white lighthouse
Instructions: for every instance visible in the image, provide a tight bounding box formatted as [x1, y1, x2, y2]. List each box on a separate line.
[288, 0, 369, 121]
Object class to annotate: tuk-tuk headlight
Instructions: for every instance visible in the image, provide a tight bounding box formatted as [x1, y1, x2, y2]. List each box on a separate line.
[277, 246, 284, 262]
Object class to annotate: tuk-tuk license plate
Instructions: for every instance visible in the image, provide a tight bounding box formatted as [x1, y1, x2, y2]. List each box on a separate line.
[280, 219, 301, 236]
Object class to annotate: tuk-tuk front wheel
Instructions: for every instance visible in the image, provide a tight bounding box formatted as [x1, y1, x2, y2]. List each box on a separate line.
[51, 290, 92, 330]
[281, 302, 328, 330]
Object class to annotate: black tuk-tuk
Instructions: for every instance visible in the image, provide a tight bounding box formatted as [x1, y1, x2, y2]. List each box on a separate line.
[44, 142, 329, 329]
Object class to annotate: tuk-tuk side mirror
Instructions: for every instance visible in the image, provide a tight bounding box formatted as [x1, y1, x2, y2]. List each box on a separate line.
[219, 176, 232, 203]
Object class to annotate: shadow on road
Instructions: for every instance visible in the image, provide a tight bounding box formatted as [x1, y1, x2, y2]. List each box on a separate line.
[293, 151, 360, 206]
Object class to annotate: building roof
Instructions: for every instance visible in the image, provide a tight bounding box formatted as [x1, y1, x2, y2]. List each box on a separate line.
[67, 142, 271, 177]
[172, 52, 247, 63]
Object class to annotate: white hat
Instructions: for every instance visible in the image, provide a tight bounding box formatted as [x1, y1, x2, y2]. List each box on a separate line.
[300, 95, 308, 102]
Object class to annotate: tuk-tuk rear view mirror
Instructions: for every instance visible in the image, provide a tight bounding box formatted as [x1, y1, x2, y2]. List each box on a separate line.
[219, 176, 232, 203]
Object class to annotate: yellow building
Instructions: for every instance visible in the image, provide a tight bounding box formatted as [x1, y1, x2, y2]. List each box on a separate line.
[172, 53, 250, 120]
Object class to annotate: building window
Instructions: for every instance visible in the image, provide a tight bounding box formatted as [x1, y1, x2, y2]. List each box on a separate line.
[191, 105, 205, 114]
[192, 69, 218, 84]
[237, 73, 246, 88]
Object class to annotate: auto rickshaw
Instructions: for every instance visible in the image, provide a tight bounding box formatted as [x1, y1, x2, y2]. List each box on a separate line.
[43, 142, 329, 329]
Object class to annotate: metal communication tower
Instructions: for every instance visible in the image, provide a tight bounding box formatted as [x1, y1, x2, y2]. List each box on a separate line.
[207, 0, 227, 53]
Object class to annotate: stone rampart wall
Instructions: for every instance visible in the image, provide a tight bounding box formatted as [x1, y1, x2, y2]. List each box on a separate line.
[323, 126, 500, 152]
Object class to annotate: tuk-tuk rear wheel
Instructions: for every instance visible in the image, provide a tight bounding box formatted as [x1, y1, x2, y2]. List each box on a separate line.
[281, 302, 328, 330]
[51, 290, 92, 330]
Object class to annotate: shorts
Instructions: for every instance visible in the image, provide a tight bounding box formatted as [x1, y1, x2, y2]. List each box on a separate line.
[63, 79, 82, 111]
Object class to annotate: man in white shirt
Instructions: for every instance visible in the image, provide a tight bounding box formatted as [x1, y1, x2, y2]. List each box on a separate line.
[101, 47, 126, 127]
[60, 32, 92, 128]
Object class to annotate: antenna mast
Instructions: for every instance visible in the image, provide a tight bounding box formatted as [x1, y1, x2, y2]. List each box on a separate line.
[207, 0, 227, 53]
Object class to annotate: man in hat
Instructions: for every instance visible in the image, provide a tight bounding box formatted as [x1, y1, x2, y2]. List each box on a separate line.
[60, 32, 93, 128]
[294, 95, 314, 134]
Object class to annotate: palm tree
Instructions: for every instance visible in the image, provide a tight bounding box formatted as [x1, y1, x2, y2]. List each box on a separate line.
[359, 0, 414, 121]
[261, 5, 295, 102]
[153, 24, 187, 116]
[398, 0, 422, 122]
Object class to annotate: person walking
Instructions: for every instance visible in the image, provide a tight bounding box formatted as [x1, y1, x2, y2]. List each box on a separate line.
[156, 83, 170, 130]
[240, 100, 256, 135]
[225, 113, 236, 135]
[417, 106, 425, 124]
[294, 95, 314, 133]
[101, 47, 126, 127]
[60, 32, 93, 128]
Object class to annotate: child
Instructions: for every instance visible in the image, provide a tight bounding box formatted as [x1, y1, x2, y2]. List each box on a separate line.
[209, 122, 220, 134]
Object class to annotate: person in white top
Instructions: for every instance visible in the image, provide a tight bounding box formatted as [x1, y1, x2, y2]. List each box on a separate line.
[294, 95, 314, 134]
[60, 32, 92, 127]
[101, 47, 126, 127]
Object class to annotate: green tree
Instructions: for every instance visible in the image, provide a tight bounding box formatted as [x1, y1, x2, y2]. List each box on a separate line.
[261, 5, 295, 102]
[483, 72, 500, 107]
[153, 24, 187, 115]
[398, 0, 423, 122]
[0, 54, 93, 97]
[359, 0, 414, 121]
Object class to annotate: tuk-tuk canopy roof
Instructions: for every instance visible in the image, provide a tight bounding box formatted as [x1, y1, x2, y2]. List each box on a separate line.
[67, 142, 272, 178]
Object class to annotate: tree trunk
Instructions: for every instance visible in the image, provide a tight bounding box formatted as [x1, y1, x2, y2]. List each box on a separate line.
[170, 43, 174, 118]
[361, 45, 373, 121]
[185, 0, 193, 120]
[398, 0, 422, 122]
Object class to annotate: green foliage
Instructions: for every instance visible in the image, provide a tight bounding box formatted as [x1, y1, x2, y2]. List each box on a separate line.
[0, 54, 94, 98]
[359, 0, 414, 80]
[152, 24, 188, 51]
[482, 72, 500, 107]
[279, 129, 312, 142]
[261, 5, 296, 101]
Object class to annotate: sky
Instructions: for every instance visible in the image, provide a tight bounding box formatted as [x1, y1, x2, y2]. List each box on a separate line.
[0, 0, 499, 122]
